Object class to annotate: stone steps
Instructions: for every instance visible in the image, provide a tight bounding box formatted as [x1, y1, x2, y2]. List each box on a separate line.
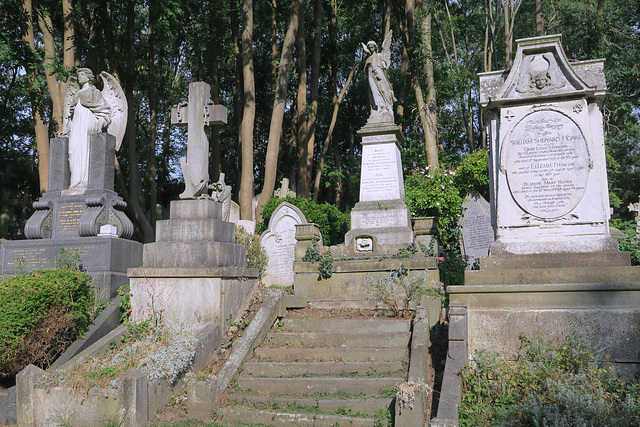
[243, 361, 404, 377]
[214, 311, 408, 426]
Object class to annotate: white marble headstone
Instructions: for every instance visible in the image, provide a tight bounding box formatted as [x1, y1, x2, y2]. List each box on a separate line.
[260, 202, 308, 286]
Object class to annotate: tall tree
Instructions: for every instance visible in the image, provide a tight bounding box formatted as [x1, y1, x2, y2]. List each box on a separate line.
[257, 0, 304, 220]
[239, 0, 256, 220]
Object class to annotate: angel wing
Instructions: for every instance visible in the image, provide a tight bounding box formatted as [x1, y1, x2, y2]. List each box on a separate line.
[100, 71, 128, 151]
[361, 42, 370, 55]
[381, 30, 392, 65]
[59, 76, 79, 137]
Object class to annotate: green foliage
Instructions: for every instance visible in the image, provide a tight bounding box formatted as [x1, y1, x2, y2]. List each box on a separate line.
[0, 268, 94, 373]
[302, 238, 333, 280]
[437, 240, 468, 286]
[405, 166, 463, 244]
[454, 150, 490, 200]
[118, 285, 132, 323]
[366, 263, 431, 318]
[235, 226, 269, 281]
[459, 334, 640, 426]
[610, 220, 640, 266]
[257, 196, 350, 246]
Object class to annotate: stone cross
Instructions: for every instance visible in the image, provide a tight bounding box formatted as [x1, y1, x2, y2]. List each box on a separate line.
[171, 82, 227, 199]
[628, 197, 640, 234]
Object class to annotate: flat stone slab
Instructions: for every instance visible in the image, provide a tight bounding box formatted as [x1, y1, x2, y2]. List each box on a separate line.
[232, 395, 393, 414]
[254, 347, 407, 363]
[465, 266, 640, 285]
[477, 251, 631, 270]
[264, 332, 411, 348]
[237, 377, 402, 395]
[281, 318, 410, 333]
[242, 361, 404, 377]
[216, 407, 378, 427]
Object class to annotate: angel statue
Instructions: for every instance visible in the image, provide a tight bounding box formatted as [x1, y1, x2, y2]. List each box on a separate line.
[60, 68, 127, 192]
[361, 31, 396, 124]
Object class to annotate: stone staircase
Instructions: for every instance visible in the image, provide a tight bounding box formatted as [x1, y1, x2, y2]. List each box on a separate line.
[215, 312, 411, 426]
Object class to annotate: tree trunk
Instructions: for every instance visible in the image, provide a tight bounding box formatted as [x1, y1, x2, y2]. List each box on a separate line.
[256, 0, 303, 221]
[503, 0, 522, 69]
[209, 3, 221, 182]
[239, 0, 256, 220]
[36, 9, 64, 134]
[230, 0, 244, 183]
[536, 0, 544, 36]
[147, 1, 158, 229]
[22, 0, 49, 194]
[419, 0, 438, 168]
[295, 0, 308, 197]
[62, 0, 75, 70]
[124, 0, 154, 242]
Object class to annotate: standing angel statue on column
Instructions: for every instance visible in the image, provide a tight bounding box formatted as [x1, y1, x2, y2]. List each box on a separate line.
[60, 68, 127, 192]
[362, 31, 396, 124]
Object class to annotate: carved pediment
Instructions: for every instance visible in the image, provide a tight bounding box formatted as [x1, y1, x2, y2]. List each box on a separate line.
[479, 35, 605, 107]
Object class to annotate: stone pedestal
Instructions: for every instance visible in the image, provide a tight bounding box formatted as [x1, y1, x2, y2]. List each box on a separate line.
[0, 133, 142, 298]
[344, 123, 413, 254]
[129, 199, 257, 331]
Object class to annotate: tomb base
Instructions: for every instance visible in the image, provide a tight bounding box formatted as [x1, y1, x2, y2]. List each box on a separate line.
[0, 237, 142, 299]
[128, 267, 257, 332]
[451, 252, 640, 376]
[128, 198, 256, 330]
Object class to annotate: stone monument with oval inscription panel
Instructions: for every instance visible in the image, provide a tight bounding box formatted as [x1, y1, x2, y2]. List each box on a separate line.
[479, 35, 616, 255]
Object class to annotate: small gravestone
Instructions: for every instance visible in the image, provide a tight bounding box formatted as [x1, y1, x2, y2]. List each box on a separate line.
[460, 194, 494, 267]
[260, 202, 308, 286]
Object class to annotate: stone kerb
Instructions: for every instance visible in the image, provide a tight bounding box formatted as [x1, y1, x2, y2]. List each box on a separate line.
[260, 202, 308, 287]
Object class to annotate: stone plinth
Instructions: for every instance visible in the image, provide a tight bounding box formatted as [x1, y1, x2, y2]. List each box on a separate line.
[0, 133, 141, 298]
[129, 198, 257, 330]
[128, 267, 257, 332]
[1, 237, 142, 299]
[345, 124, 413, 253]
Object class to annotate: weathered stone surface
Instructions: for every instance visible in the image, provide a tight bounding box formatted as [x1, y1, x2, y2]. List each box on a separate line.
[478, 35, 614, 255]
[460, 194, 494, 265]
[465, 265, 640, 285]
[1, 236, 142, 299]
[129, 272, 256, 332]
[477, 251, 631, 270]
[155, 218, 235, 243]
[142, 240, 246, 268]
[260, 202, 308, 286]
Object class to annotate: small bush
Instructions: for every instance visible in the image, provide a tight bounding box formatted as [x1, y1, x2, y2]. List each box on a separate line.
[404, 166, 463, 244]
[366, 263, 431, 318]
[236, 226, 269, 281]
[459, 333, 640, 426]
[0, 268, 94, 377]
[611, 219, 640, 265]
[258, 196, 350, 246]
[454, 149, 490, 200]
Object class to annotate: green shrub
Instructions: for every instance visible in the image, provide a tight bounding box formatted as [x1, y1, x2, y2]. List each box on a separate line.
[258, 196, 350, 246]
[0, 268, 94, 377]
[235, 226, 269, 281]
[459, 333, 640, 426]
[404, 166, 463, 244]
[611, 219, 640, 265]
[455, 149, 490, 200]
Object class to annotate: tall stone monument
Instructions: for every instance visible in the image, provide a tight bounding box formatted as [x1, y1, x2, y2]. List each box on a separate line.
[449, 35, 640, 375]
[128, 82, 257, 331]
[345, 30, 414, 253]
[0, 69, 142, 299]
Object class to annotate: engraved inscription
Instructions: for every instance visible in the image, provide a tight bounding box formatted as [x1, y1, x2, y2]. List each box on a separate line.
[7, 248, 48, 267]
[506, 110, 589, 219]
[57, 202, 85, 233]
[361, 147, 398, 195]
[461, 199, 494, 259]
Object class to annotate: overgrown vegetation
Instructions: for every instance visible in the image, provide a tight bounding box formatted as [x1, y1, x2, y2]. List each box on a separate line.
[610, 219, 640, 266]
[366, 263, 433, 318]
[0, 267, 94, 377]
[235, 226, 269, 281]
[459, 334, 640, 426]
[302, 238, 334, 280]
[257, 196, 350, 246]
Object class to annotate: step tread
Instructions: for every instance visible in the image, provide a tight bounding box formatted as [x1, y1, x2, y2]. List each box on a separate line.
[216, 406, 379, 427]
[254, 347, 407, 362]
[237, 377, 403, 395]
[223, 395, 394, 414]
[281, 318, 411, 333]
[264, 331, 411, 348]
[242, 361, 404, 377]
